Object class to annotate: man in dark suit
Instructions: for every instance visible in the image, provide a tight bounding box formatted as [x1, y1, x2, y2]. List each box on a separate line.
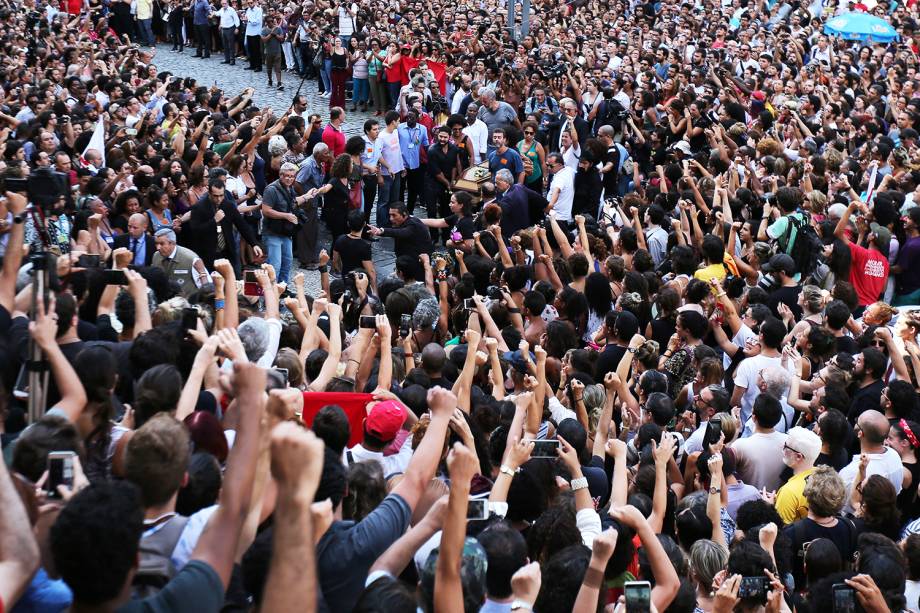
[368, 203, 431, 260]
[495, 168, 546, 235]
[113, 213, 156, 267]
[546, 98, 590, 154]
[184, 177, 263, 274]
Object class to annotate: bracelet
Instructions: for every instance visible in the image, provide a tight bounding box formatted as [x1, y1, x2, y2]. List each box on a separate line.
[404, 353, 414, 359]
[627, 347, 637, 353]
[508, 307, 521, 313]
[348, 358, 360, 364]
[500, 464, 517, 477]
[214, 299, 225, 310]
[317, 265, 328, 273]
[570, 476, 589, 491]
[574, 395, 583, 402]
[716, 292, 727, 297]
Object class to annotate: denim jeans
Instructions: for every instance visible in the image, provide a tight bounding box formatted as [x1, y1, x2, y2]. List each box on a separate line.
[263, 232, 293, 284]
[321, 58, 332, 93]
[138, 18, 154, 46]
[376, 173, 401, 227]
[352, 78, 369, 105]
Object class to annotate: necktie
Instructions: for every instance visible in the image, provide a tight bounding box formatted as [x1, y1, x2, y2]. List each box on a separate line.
[216, 211, 227, 252]
[131, 238, 138, 265]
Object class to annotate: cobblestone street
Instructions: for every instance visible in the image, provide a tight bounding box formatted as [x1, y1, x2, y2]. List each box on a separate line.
[149, 46, 396, 294]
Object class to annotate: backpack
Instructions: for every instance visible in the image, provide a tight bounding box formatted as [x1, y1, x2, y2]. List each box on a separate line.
[594, 98, 625, 134]
[132, 514, 190, 599]
[613, 143, 633, 176]
[782, 213, 823, 283]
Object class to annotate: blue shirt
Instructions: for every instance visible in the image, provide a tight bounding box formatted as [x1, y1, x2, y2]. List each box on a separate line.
[193, 0, 211, 25]
[130, 235, 147, 267]
[296, 155, 325, 190]
[397, 123, 428, 170]
[487, 146, 524, 180]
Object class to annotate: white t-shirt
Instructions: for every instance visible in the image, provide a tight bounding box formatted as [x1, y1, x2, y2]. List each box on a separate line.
[731, 430, 788, 491]
[337, 4, 357, 36]
[733, 354, 782, 425]
[549, 166, 575, 222]
[839, 447, 904, 513]
[343, 436, 414, 478]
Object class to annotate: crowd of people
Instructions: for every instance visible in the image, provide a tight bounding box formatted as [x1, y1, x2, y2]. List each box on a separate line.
[7, 0, 920, 610]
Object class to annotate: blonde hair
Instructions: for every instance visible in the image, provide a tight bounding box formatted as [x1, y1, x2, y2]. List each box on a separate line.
[713, 411, 738, 444]
[800, 285, 829, 315]
[805, 191, 828, 216]
[804, 465, 846, 517]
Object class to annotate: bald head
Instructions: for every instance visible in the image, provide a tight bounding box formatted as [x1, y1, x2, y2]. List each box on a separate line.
[127, 213, 148, 239]
[421, 343, 446, 375]
[857, 410, 889, 446]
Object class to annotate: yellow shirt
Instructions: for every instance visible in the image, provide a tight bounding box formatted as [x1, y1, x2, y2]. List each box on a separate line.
[693, 263, 726, 285]
[775, 467, 815, 525]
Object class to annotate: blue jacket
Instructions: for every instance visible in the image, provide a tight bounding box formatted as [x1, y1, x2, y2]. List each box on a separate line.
[193, 0, 211, 26]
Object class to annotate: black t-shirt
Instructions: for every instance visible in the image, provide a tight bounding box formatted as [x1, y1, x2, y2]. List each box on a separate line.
[444, 214, 475, 240]
[333, 234, 372, 274]
[766, 284, 803, 321]
[595, 343, 627, 382]
[836, 335, 860, 355]
[816, 448, 849, 472]
[783, 517, 858, 588]
[848, 379, 884, 423]
[427, 142, 460, 180]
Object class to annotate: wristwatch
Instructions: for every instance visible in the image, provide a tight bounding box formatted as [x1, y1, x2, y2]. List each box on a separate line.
[570, 476, 589, 491]
[500, 464, 517, 477]
[510, 600, 534, 612]
[709, 487, 721, 495]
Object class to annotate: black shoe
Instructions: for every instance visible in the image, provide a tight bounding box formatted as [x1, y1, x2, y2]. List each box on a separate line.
[220, 60, 229, 63]
[268, 81, 273, 87]
[193, 53, 202, 57]
[229, 60, 235, 65]
[277, 85, 284, 91]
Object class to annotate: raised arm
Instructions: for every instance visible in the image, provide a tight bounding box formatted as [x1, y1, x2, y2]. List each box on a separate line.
[308, 303, 342, 391]
[260, 423, 324, 613]
[190, 362, 265, 589]
[30, 297, 87, 423]
[0, 192, 26, 313]
[434, 442, 479, 613]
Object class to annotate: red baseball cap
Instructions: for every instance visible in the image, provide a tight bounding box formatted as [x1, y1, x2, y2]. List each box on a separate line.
[365, 400, 407, 441]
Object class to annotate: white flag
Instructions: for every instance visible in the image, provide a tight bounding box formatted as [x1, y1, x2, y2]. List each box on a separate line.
[81, 120, 106, 169]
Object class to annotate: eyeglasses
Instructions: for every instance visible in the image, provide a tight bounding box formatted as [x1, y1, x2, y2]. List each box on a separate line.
[783, 443, 801, 455]
[524, 130, 535, 135]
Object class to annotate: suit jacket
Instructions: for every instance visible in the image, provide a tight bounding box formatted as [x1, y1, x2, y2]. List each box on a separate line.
[184, 193, 261, 269]
[546, 116, 590, 154]
[498, 184, 545, 236]
[113, 233, 156, 267]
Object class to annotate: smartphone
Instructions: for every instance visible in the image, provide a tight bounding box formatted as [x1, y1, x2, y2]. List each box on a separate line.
[624, 581, 651, 613]
[181, 307, 198, 333]
[243, 269, 263, 296]
[466, 498, 489, 520]
[832, 583, 855, 613]
[45, 451, 76, 499]
[704, 417, 722, 448]
[273, 367, 289, 386]
[738, 576, 769, 603]
[77, 254, 102, 269]
[526, 439, 560, 458]
[359, 315, 377, 329]
[125, 128, 138, 136]
[103, 269, 128, 285]
[400, 313, 412, 338]
[463, 298, 475, 309]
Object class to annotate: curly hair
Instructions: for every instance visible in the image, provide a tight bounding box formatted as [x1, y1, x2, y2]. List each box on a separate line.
[804, 465, 846, 517]
[330, 153, 353, 179]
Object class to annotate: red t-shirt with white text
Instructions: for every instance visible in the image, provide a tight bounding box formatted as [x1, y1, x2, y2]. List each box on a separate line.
[848, 242, 889, 306]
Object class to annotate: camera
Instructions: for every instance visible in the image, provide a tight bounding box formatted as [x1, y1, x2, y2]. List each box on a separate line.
[486, 285, 503, 299]
[0, 167, 69, 212]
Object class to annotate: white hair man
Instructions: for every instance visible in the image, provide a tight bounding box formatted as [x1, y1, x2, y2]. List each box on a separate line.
[741, 365, 793, 436]
[774, 427, 822, 524]
[152, 228, 210, 297]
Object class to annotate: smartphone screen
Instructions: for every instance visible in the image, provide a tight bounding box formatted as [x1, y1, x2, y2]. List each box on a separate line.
[103, 269, 128, 285]
[738, 576, 768, 603]
[704, 418, 722, 447]
[400, 313, 412, 338]
[243, 270, 263, 296]
[359, 315, 377, 329]
[46, 451, 76, 499]
[527, 439, 560, 458]
[625, 581, 651, 613]
[832, 584, 855, 613]
[77, 254, 101, 268]
[181, 307, 198, 332]
[466, 498, 488, 520]
[463, 298, 475, 309]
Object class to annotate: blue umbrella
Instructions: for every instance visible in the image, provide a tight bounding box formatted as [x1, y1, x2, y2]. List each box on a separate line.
[824, 12, 899, 42]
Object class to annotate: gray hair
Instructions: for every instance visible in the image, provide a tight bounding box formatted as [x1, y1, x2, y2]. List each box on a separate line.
[312, 142, 330, 156]
[760, 366, 791, 399]
[495, 168, 514, 185]
[479, 88, 496, 102]
[413, 297, 440, 330]
[280, 162, 299, 174]
[268, 134, 287, 156]
[154, 228, 177, 243]
[238, 317, 270, 363]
